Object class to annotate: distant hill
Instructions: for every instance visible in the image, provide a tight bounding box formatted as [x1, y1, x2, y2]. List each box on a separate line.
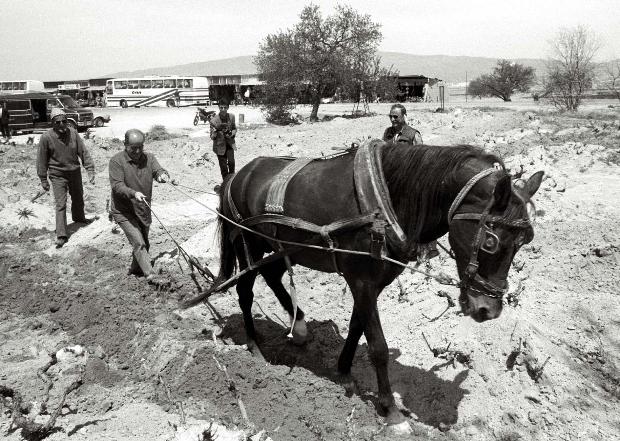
[105, 52, 548, 84]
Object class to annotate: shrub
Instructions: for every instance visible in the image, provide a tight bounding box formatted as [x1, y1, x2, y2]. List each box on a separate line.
[146, 125, 172, 141]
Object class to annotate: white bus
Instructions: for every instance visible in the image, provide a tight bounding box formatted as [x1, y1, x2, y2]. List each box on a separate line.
[0, 80, 45, 94]
[104, 76, 210, 108]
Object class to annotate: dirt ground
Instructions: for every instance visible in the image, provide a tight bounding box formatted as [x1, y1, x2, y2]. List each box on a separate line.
[1, 99, 619, 441]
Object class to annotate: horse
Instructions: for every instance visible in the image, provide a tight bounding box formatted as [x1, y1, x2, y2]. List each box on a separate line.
[198, 142, 542, 433]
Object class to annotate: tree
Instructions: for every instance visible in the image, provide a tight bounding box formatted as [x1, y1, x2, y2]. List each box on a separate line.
[255, 4, 382, 121]
[603, 59, 620, 103]
[467, 60, 535, 102]
[543, 26, 600, 111]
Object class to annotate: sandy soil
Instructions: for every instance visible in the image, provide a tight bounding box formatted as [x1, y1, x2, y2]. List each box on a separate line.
[1, 99, 619, 441]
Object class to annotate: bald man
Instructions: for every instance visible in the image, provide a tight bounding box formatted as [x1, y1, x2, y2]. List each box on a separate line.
[109, 129, 170, 283]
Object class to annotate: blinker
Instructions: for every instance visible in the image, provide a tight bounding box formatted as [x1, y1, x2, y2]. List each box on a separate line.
[480, 228, 500, 254]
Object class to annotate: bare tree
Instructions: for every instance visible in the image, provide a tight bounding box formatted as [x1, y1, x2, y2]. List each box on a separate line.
[603, 59, 620, 103]
[543, 26, 600, 110]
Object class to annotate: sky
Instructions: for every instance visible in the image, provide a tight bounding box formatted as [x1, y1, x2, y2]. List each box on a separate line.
[1, 0, 619, 81]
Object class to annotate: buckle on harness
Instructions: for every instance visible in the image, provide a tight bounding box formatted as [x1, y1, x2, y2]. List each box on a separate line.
[370, 213, 387, 259]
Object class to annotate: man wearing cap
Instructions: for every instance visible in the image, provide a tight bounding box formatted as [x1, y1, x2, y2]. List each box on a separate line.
[37, 108, 96, 248]
[109, 129, 170, 284]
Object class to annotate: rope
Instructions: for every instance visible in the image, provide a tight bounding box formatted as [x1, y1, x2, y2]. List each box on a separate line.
[167, 183, 459, 287]
[170, 181, 217, 195]
[143, 200, 215, 282]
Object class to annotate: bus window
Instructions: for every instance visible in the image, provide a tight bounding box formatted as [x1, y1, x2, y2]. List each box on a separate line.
[5, 83, 13, 90]
[184, 79, 192, 88]
[164, 79, 175, 88]
[176, 79, 184, 89]
[115, 81, 128, 89]
[106, 81, 113, 95]
[153, 80, 163, 88]
[17, 82, 26, 90]
[128, 80, 139, 89]
[139, 80, 151, 88]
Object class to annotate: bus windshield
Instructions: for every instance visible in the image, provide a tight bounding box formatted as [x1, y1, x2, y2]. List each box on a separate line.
[59, 96, 80, 108]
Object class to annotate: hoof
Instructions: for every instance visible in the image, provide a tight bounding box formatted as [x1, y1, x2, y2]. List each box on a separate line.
[385, 421, 412, 436]
[289, 317, 309, 346]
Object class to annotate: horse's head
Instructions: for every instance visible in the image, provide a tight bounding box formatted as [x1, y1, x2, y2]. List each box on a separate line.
[448, 168, 544, 322]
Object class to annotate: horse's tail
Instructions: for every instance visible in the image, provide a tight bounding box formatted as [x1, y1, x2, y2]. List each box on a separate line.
[180, 174, 237, 309]
[214, 174, 238, 284]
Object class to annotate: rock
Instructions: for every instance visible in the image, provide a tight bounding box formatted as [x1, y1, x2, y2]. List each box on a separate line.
[49, 303, 60, 313]
[524, 388, 542, 404]
[99, 400, 113, 413]
[438, 422, 451, 432]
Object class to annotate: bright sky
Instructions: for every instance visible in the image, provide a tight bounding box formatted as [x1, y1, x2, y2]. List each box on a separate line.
[1, 0, 618, 81]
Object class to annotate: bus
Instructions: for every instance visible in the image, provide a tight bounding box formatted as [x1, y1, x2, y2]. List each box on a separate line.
[105, 76, 210, 108]
[0, 80, 45, 94]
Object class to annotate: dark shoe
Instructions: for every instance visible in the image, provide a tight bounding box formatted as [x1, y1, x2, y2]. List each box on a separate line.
[127, 267, 145, 277]
[55, 237, 68, 248]
[213, 184, 221, 194]
[74, 217, 95, 224]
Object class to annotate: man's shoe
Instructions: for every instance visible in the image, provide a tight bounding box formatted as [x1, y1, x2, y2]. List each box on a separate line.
[213, 184, 221, 194]
[55, 237, 68, 248]
[74, 217, 95, 225]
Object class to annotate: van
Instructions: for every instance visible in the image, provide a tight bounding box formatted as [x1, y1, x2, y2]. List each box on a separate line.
[0, 92, 93, 135]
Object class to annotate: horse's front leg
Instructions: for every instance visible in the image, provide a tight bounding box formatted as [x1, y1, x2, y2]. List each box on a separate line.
[351, 283, 410, 433]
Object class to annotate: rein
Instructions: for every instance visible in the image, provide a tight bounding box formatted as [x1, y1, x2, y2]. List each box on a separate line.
[167, 183, 459, 288]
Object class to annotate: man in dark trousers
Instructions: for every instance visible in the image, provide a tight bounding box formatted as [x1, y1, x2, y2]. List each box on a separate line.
[37, 108, 95, 248]
[209, 99, 237, 181]
[109, 129, 170, 285]
[382, 103, 423, 146]
[0, 101, 10, 141]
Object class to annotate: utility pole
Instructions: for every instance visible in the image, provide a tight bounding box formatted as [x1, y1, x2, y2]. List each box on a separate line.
[465, 71, 468, 103]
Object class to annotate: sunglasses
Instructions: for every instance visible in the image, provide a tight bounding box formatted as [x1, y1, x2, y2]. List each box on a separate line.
[54, 119, 67, 125]
[389, 115, 400, 120]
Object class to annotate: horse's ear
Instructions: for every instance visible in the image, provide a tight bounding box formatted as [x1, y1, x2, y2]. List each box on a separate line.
[493, 175, 511, 212]
[524, 171, 544, 198]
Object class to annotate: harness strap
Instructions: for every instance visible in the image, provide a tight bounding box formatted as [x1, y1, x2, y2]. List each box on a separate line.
[448, 168, 497, 224]
[239, 212, 377, 236]
[452, 212, 531, 228]
[224, 173, 243, 222]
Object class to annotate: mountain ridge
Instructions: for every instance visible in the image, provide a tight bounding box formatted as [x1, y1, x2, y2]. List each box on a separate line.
[105, 51, 548, 84]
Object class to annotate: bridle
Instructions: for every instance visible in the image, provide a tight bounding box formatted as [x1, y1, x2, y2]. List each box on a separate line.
[448, 167, 533, 299]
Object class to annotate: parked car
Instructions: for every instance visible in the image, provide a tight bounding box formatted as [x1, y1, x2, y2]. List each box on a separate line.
[92, 112, 111, 127]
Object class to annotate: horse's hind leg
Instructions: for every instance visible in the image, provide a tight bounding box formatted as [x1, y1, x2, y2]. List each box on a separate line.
[234, 238, 264, 360]
[237, 270, 264, 359]
[259, 260, 309, 345]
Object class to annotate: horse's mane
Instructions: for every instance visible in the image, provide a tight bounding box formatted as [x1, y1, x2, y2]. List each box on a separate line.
[381, 144, 505, 243]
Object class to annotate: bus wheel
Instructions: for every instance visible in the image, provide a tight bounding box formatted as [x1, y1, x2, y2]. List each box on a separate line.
[120, 99, 128, 108]
[166, 99, 176, 108]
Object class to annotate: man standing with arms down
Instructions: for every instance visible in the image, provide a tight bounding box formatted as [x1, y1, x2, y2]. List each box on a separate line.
[37, 108, 95, 248]
[1, 101, 11, 142]
[210, 99, 237, 182]
[109, 129, 170, 285]
[383, 104, 423, 146]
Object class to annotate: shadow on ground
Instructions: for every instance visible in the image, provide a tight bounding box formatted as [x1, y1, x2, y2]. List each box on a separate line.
[218, 314, 469, 428]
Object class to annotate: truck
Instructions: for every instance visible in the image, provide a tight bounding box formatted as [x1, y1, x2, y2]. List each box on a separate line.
[0, 92, 94, 135]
